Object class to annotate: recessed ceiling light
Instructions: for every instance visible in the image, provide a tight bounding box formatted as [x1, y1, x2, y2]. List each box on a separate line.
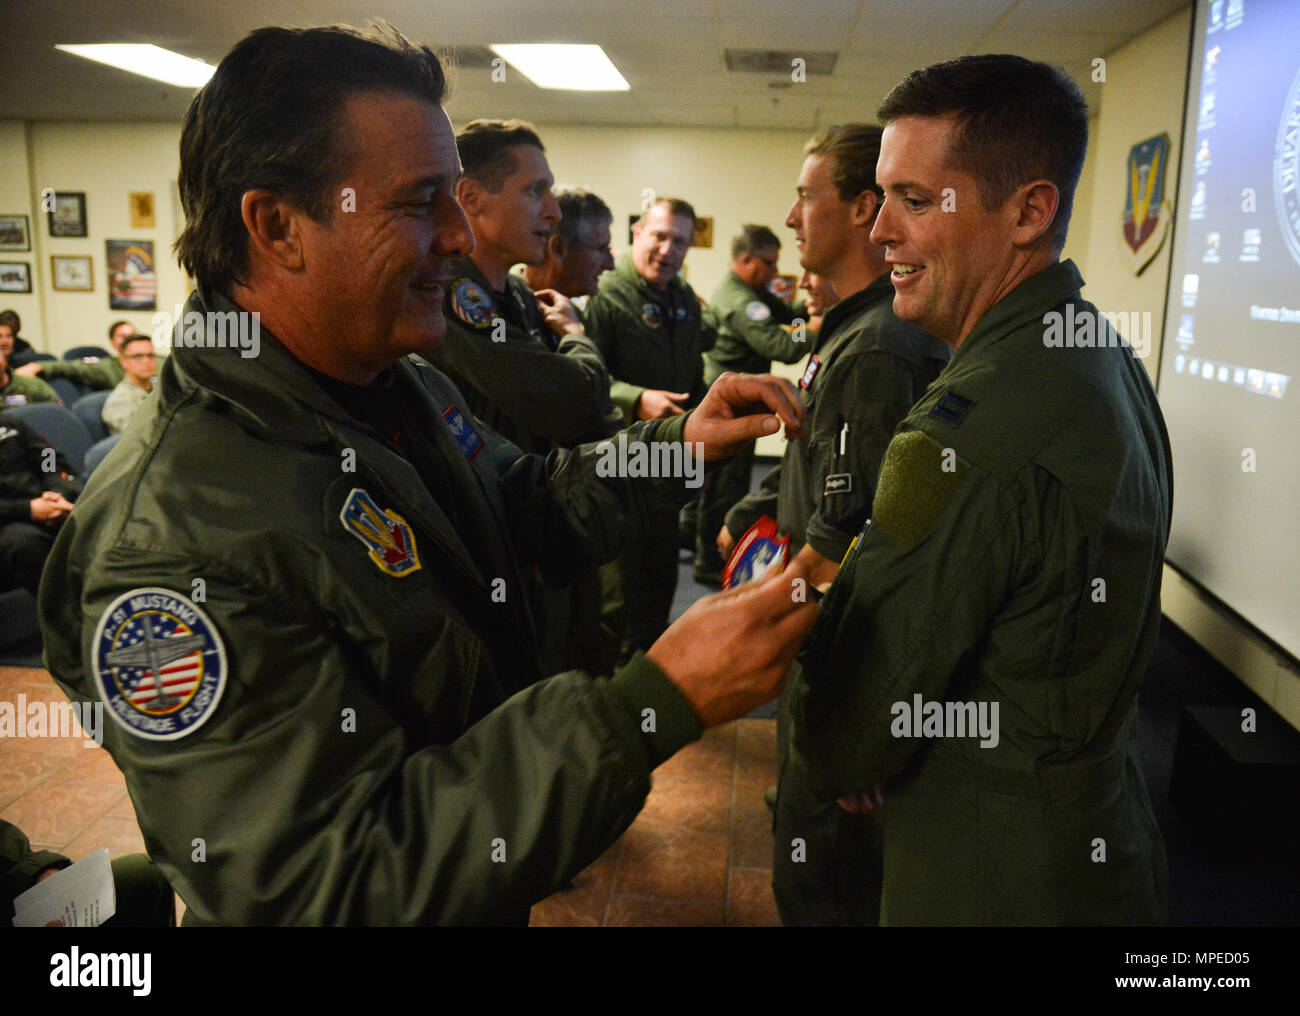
[55, 44, 215, 88]
[489, 44, 629, 91]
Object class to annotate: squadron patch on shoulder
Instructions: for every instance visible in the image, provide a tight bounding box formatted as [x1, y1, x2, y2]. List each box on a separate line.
[340, 488, 423, 578]
[745, 300, 772, 322]
[451, 279, 495, 328]
[442, 405, 485, 461]
[93, 587, 227, 741]
[642, 303, 663, 328]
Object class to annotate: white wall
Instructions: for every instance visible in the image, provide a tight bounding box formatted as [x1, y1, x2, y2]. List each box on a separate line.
[0, 120, 44, 344]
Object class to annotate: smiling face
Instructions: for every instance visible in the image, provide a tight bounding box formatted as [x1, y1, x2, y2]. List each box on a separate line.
[785, 153, 858, 278]
[467, 144, 559, 271]
[870, 114, 1020, 345]
[632, 203, 693, 290]
[292, 92, 473, 370]
[560, 218, 615, 297]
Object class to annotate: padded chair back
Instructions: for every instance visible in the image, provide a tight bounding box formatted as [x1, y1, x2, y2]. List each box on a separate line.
[27, 352, 57, 362]
[48, 377, 83, 407]
[63, 345, 114, 361]
[71, 390, 111, 444]
[6, 402, 93, 474]
[83, 433, 122, 475]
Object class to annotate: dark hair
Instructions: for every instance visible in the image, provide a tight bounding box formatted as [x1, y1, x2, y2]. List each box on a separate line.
[456, 119, 545, 192]
[121, 335, 154, 352]
[554, 187, 612, 248]
[640, 197, 696, 229]
[731, 224, 781, 260]
[877, 54, 1088, 253]
[175, 23, 447, 294]
[804, 124, 884, 202]
[108, 319, 131, 341]
[0, 309, 19, 333]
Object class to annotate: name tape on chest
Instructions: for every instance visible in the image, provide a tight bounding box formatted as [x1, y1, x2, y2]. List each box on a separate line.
[340, 487, 423, 577]
[824, 473, 852, 496]
[92, 587, 227, 741]
[451, 279, 495, 328]
[800, 354, 822, 391]
[442, 405, 485, 460]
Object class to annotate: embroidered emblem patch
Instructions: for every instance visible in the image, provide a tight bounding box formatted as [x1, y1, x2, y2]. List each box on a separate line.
[642, 303, 663, 328]
[93, 587, 227, 741]
[451, 279, 495, 328]
[745, 300, 772, 322]
[442, 405, 485, 460]
[675, 306, 689, 321]
[340, 488, 423, 577]
[800, 354, 822, 391]
[824, 473, 852, 496]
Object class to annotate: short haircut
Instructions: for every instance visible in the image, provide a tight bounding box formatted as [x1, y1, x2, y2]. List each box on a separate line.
[804, 124, 884, 203]
[175, 23, 448, 295]
[553, 187, 612, 248]
[731, 224, 781, 260]
[456, 119, 545, 192]
[639, 197, 696, 230]
[108, 320, 131, 341]
[0, 309, 19, 333]
[877, 54, 1088, 253]
[121, 335, 154, 352]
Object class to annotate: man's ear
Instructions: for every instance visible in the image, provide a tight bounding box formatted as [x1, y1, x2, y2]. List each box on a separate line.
[546, 233, 565, 260]
[1010, 179, 1060, 249]
[456, 176, 484, 216]
[241, 189, 305, 271]
[850, 189, 880, 228]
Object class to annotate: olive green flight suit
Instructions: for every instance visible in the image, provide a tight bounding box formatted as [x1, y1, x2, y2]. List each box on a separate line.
[37, 356, 126, 391]
[584, 255, 717, 659]
[1, 372, 58, 406]
[725, 272, 949, 926]
[790, 261, 1171, 925]
[38, 284, 707, 926]
[695, 271, 811, 579]
[429, 257, 621, 674]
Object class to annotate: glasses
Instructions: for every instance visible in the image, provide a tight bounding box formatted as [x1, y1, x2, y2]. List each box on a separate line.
[123, 352, 157, 361]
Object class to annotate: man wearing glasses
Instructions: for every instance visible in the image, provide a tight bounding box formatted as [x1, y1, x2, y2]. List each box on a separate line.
[102, 336, 158, 434]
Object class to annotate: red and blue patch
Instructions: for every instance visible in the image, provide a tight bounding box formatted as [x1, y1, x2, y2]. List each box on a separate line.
[442, 405, 485, 460]
[340, 488, 422, 578]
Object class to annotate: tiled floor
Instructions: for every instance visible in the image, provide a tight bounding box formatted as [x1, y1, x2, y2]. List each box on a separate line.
[1, 663, 780, 927]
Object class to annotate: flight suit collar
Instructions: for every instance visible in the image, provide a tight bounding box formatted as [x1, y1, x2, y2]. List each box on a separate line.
[948, 259, 1085, 367]
[815, 271, 894, 354]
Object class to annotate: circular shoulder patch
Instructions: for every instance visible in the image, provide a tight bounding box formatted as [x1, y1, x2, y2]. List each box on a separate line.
[451, 279, 495, 328]
[745, 300, 772, 322]
[93, 587, 228, 741]
[642, 302, 663, 328]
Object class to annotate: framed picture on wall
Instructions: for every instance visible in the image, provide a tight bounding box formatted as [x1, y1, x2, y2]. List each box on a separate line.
[106, 239, 155, 310]
[51, 255, 93, 292]
[129, 191, 156, 229]
[0, 262, 32, 293]
[48, 191, 88, 237]
[0, 215, 30, 252]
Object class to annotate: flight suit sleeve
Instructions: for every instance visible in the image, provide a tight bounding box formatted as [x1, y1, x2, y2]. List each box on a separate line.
[729, 303, 811, 365]
[724, 457, 782, 541]
[441, 318, 613, 447]
[36, 359, 118, 389]
[789, 427, 1025, 798]
[803, 350, 920, 564]
[584, 296, 644, 421]
[45, 545, 702, 926]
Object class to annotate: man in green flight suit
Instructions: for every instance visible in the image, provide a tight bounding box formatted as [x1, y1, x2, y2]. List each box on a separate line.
[0, 345, 58, 406]
[788, 54, 1171, 925]
[584, 197, 718, 661]
[14, 320, 138, 391]
[721, 125, 950, 927]
[37, 23, 816, 926]
[694, 224, 810, 585]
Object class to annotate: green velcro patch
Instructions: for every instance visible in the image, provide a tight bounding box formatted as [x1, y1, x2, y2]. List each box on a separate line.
[871, 430, 969, 552]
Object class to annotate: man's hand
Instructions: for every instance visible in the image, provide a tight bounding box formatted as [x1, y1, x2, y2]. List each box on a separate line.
[837, 785, 885, 814]
[716, 524, 736, 561]
[30, 491, 74, 525]
[790, 541, 839, 592]
[535, 289, 584, 337]
[683, 372, 805, 461]
[14, 362, 43, 377]
[637, 389, 689, 420]
[648, 558, 818, 727]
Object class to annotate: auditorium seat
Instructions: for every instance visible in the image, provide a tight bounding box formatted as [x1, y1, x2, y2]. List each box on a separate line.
[83, 433, 121, 475]
[71, 390, 111, 443]
[6, 402, 93, 473]
[62, 345, 114, 360]
[47, 376, 84, 407]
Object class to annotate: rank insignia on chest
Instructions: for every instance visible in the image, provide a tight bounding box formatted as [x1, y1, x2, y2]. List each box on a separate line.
[930, 391, 974, 426]
[442, 405, 485, 460]
[642, 302, 663, 328]
[451, 279, 495, 328]
[800, 354, 822, 391]
[92, 587, 228, 741]
[340, 487, 423, 578]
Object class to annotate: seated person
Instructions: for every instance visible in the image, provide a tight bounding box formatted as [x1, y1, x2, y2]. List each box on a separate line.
[14, 319, 137, 391]
[0, 346, 58, 407]
[101, 336, 158, 435]
[0, 310, 37, 368]
[0, 410, 80, 594]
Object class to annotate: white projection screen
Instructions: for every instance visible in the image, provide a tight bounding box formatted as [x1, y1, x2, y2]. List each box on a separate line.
[1157, 0, 1300, 660]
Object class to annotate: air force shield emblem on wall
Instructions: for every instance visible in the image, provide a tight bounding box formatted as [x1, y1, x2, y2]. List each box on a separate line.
[1123, 132, 1173, 275]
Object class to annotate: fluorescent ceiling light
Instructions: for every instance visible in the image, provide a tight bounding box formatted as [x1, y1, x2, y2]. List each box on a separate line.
[489, 44, 629, 91]
[55, 44, 215, 88]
